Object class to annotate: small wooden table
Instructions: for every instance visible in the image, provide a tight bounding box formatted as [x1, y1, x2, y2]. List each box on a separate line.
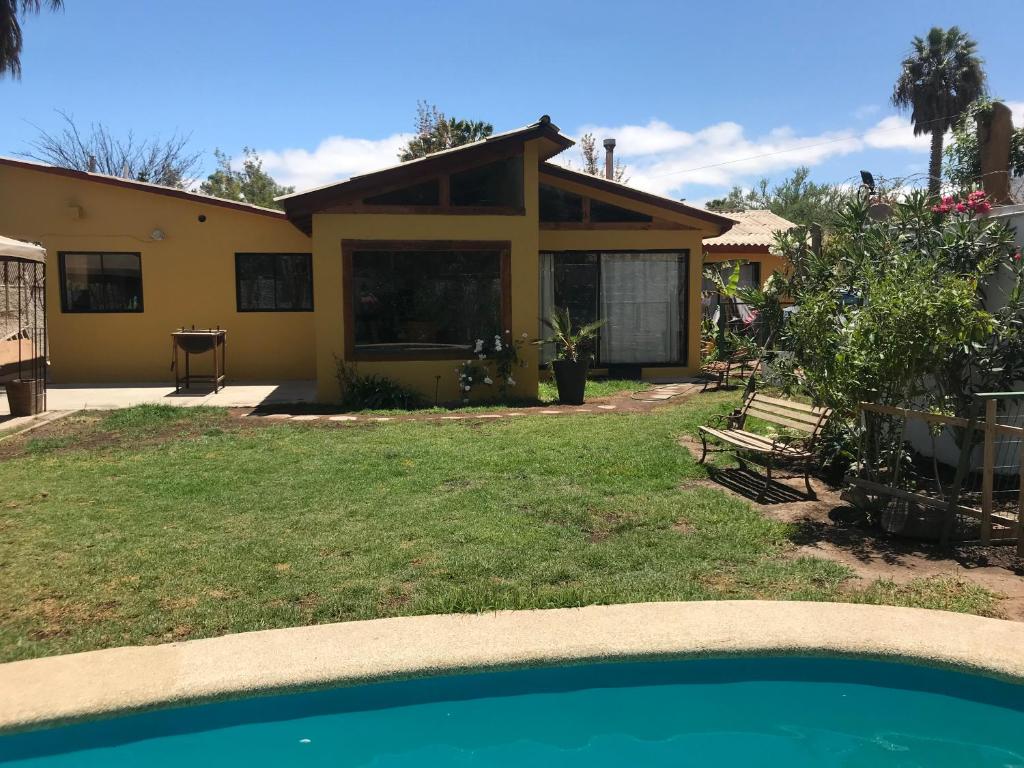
[172, 329, 227, 393]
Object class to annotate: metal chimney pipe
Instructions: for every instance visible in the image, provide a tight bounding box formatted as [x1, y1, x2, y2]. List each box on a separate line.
[603, 138, 616, 180]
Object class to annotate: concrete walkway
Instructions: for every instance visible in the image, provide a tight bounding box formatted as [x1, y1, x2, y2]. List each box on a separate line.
[0, 381, 316, 415]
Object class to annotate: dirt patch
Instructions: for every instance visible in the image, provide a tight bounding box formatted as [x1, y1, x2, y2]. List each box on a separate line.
[681, 432, 1024, 620]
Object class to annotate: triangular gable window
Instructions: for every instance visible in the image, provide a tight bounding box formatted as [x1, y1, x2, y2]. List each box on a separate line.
[539, 184, 584, 222]
[590, 199, 653, 223]
[364, 179, 440, 206]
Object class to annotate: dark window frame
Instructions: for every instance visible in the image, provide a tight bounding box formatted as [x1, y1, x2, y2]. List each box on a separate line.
[342, 240, 512, 362]
[234, 252, 314, 313]
[58, 251, 144, 314]
[542, 249, 690, 368]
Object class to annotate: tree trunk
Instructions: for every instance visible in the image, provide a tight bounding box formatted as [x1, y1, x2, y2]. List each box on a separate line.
[928, 129, 944, 198]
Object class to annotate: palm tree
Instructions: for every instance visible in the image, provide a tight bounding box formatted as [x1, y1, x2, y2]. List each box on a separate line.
[1, 0, 63, 78]
[892, 26, 987, 197]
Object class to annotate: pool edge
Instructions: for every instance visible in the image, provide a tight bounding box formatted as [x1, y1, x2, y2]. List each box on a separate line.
[3, 600, 1023, 734]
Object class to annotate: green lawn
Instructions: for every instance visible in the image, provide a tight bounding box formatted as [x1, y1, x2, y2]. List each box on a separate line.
[0, 397, 998, 662]
[537, 378, 648, 403]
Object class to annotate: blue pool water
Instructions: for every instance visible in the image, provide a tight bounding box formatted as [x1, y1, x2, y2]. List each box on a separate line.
[2, 657, 1023, 766]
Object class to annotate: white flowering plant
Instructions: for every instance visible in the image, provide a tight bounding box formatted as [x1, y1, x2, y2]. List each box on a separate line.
[455, 330, 528, 404]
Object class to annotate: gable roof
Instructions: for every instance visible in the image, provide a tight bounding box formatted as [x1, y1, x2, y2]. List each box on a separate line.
[539, 163, 736, 233]
[702, 209, 796, 249]
[0, 156, 289, 220]
[278, 116, 575, 233]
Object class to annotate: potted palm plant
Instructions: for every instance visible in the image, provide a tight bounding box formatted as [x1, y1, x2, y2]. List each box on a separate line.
[537, 308, 605, 405]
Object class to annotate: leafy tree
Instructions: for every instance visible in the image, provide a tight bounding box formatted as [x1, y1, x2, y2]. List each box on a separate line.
[892, 26, 987, 196]
[1, 0, 61, 78]
[774, 191, 1018, 422]
[577, 132, 626, 182]
[200, 148, 294, 209]
[944, 97, 1024, 195]
[21, 110, 201, 188]
[398, 101, 493, 161]
[705, 166, 849, 229]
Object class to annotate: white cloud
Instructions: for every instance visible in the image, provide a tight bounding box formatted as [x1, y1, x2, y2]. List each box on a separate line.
[554, 112, 958, 198]
[255, 104, 1020, 198]
[257, 133, 412, 191]
[854, 104, 881, 120]
[1007, 101, 1024, 129]
[862, 116, 931, 151]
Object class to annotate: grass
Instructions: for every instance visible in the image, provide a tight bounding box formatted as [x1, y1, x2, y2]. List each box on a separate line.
[538, 378, 648, 403]
[0, 395, 1000, 662]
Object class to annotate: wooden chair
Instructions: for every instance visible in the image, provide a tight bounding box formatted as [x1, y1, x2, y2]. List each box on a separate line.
[698, 392, 832, 498]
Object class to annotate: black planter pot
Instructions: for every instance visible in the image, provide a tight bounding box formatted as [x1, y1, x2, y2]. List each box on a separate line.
[552, 358, 589, 405]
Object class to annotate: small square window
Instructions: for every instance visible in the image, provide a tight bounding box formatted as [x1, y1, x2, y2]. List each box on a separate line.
[59, 252, 143, 313]
[235, 253, 313, 312]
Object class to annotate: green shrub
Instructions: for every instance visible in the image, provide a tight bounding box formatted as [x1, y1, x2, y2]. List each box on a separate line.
[336, 361, 425, 411]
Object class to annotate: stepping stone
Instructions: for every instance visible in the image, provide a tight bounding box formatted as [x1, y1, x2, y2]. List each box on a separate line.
[647, 394, 674, 401]
[441, 416, 465, 420]
[329, 415, 358, 422]
[263, 413, 291, 420]
[372, 417, 393, 422]
[290, 414, 321, 421]
[597, 404, 617, 410]
[539, 410, 562, 415]
[476, 414, 502, 419]
[505, 412, 526, 417]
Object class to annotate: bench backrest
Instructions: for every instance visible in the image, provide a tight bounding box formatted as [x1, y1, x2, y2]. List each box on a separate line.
[741, 393, 832, 438]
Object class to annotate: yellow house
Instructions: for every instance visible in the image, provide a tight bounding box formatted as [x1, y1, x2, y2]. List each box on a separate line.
[0, 116, 735, 403]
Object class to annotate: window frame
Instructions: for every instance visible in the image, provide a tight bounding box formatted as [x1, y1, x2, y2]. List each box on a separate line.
[58, 251, 144, 314]
[342, 240, 512, 362]
[234, 252, 314, 313]
[540, 249, 690, 368]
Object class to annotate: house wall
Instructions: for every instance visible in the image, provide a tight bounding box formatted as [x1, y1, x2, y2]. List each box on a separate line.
[0, 163, 314, 383]
[310, 141, 543, 403]
[703, 248, 788, 285]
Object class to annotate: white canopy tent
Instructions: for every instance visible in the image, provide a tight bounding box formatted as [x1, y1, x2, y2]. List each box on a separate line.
[1, 235, 47, 415]
[0, 234, 45, 263]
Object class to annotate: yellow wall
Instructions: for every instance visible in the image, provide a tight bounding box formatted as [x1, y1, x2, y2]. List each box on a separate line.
[312, 141, 543, 403]
[703, 249, 789, 285]
[0, 163, 314, 383]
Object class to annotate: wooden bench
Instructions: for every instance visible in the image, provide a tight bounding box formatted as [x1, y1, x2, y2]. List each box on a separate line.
[698, 392, 832, 498]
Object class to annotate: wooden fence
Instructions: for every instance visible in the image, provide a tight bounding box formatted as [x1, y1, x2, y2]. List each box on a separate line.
[851, 396, 1024, 554]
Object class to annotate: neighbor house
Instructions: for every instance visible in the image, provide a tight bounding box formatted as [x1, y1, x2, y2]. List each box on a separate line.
[0, 116, 736, 403]
[702, 209, 794, 291]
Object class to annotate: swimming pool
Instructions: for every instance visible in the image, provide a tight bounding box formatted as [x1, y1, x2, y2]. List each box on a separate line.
[2, 657, 1022, 766]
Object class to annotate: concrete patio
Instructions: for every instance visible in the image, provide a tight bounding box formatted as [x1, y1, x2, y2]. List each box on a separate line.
[0, 381, 316, 416]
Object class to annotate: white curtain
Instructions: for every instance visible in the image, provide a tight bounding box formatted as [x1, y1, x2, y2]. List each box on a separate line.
[538, 252, 555, 364]
[599, 253, 681, 364]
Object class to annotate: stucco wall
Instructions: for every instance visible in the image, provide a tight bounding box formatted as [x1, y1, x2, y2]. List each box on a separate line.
[0, 163, 314, 383]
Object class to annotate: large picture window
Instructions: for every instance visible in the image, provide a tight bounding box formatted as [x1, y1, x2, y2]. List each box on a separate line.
[345, 241, 509, 359]
[235, 253, 313, 312]
[59, 252, 143, 313]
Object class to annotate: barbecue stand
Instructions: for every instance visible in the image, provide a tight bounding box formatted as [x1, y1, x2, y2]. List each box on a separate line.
[171, 328, 226, 393]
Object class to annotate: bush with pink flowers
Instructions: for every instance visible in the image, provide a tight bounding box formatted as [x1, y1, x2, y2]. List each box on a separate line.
[931, 189, 993, 216]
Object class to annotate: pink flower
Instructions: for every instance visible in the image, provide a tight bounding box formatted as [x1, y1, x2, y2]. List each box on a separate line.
[956, 202, 967, 213]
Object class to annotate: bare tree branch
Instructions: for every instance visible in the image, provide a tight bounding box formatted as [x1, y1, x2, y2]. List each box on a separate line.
[19, 110, 203, 189]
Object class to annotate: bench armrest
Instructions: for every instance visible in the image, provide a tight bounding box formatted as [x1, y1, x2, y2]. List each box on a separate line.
[706, 408, 745, 429]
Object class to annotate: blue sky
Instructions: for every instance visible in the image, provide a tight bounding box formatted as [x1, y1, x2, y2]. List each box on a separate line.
[2, 0, 1022, 204]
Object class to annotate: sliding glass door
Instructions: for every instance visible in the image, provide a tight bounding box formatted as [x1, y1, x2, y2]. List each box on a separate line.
[539, 250, 688, 366]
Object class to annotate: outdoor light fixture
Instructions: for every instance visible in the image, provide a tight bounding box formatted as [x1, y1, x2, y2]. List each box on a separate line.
[150, 228, 166, 241]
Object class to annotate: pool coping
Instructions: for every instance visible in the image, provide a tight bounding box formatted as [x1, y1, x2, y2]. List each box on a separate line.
[3, 600, 1024, 733]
